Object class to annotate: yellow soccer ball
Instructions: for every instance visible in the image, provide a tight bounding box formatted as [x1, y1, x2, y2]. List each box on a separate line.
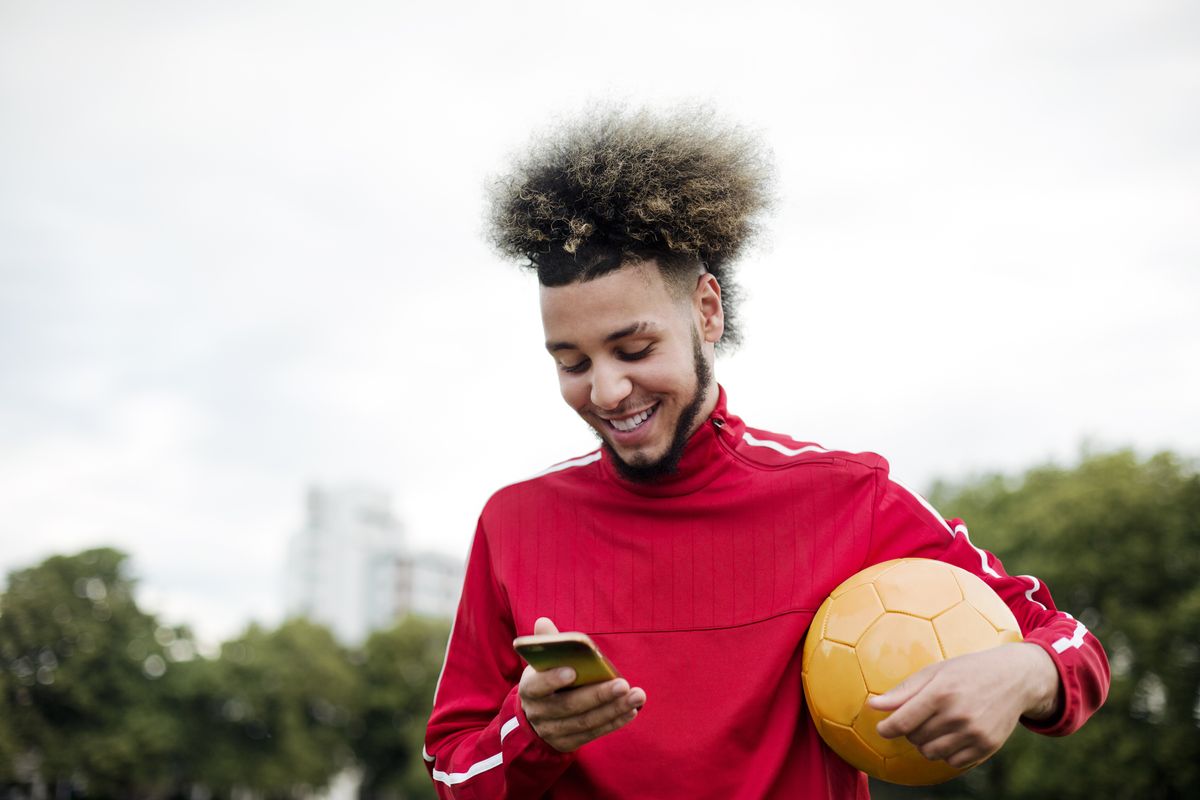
[801, 558, 1023, 785]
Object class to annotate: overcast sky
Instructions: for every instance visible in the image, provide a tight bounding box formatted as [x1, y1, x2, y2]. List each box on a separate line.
[2, 1, 1197, 643]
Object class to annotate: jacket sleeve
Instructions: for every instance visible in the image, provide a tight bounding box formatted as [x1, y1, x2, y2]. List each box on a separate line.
[866, 469, 1110, 736]
[424, 518, 575, 798]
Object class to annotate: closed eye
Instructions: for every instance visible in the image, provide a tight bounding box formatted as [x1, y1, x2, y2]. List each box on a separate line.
[617, 345, 653, 362]
[560, 358, 590, 374]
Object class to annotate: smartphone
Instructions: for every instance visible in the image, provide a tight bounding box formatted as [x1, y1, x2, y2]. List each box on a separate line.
[512, 631, 621, 688]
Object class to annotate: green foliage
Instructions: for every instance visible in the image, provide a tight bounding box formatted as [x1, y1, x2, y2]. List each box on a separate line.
[1, 547, 451, 797]
[873, 449, 1200, 800]
[0, 547, 189, 796]
[192, 619, 358, 796]
[0, 655, 18, 781]
[353, 616, 451, 799]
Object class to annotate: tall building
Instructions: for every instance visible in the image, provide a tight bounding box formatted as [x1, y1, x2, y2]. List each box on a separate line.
[395, 550, 465, 620]
[284, 485, 462, 644]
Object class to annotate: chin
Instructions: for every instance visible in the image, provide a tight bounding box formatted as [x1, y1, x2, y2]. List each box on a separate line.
[612, 444, 667, 468]
[600, 429, 690, 483]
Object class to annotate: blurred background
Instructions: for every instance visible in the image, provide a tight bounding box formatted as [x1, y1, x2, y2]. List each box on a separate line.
[1, 1, 1197, 797]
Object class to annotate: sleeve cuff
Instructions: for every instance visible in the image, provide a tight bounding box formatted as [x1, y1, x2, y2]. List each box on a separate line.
[499, 688, 577, 781]
[1018, 635, 1075, 736]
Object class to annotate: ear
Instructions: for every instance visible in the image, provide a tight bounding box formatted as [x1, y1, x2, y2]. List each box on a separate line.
[694, 273, 725, 345]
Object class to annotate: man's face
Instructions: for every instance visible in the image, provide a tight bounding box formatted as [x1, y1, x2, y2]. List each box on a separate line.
[539, 261, 722, 480]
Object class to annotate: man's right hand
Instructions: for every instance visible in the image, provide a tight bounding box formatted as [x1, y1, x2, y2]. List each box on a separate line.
[517, 617, 647, 752]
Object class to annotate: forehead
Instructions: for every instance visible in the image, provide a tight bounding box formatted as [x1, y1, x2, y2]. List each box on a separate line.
[539, 262, 685, 342]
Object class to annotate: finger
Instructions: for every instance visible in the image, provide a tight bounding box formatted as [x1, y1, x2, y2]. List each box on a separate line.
[915, 733, 985, 771]
[912, 731, 964, 763]
[874, 684, 941, 740]
[535, 679, 632, 721]
[898, 710, 960, 747]
[542, 691, 642, 739]
[533, 616, 560, 635]
[869, 662, 942, 712]
[946, 748, 986, 771]
[519, 664, 577, 701]
[533, 688, 644, 752]
[557, 708, 639, 752]
[525, 676, 625, 718]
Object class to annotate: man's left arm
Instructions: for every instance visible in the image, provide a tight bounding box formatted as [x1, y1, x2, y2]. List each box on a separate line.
[862, 470, 1111, 766]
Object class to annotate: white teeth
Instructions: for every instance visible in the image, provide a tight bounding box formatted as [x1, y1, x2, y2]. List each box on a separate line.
[610, 407, 653, 432]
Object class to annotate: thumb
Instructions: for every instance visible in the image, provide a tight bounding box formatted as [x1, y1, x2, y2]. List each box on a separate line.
[868, 662, 940, 711]
[534, 616, 560, 635]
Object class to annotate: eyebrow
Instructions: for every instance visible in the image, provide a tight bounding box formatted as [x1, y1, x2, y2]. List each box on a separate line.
[546, 321, 655, 352]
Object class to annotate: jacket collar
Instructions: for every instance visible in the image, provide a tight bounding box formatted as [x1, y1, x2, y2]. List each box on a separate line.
[599, 384, 745, 498]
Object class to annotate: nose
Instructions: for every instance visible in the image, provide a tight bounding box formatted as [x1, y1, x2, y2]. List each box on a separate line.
[590, 361, 633, 411]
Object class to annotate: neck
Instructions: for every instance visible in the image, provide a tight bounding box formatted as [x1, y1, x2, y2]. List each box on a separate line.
[688, 376, 719, 438]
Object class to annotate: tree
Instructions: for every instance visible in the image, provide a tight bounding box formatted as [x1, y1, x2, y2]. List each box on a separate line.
[353, 615, 451, 799]
[872, 449, 1200, 800]
[0, 547, 190, 797]
[0, 656, 19, 784]
[192, 618, 358, 797]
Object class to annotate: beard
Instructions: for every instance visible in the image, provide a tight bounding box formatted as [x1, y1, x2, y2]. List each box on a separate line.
[600, 328, 712, 484]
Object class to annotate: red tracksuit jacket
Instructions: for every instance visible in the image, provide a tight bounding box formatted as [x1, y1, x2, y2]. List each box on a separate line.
[424, 388, 1110, 798]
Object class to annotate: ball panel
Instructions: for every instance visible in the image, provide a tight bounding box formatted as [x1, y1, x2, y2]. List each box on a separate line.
[802, 596, 834, 671]
[818, 720, 886, 778]
[823, 583, 885, 646]
[858, 614, 943, 694]
[932, 601, 1006, 660]
[853, 697, 911, 759]
[829, 558, 903, 599]
[952, 568, 1022, 636]
[885, 753, 962, 787]
[998, 628, 1023, 645]
[875, 559, 962, 618]
[804, 639, 868, 726]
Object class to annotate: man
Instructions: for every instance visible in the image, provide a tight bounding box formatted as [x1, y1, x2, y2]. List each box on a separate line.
[424, 109, 1109, 798]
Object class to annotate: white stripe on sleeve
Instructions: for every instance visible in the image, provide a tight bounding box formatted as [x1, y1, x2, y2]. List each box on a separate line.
[1052, 618, 1088, 653]
[432, 752, 503, 786]
[1019, 575, 1050, 611]
[890, 477, 954, 536]
[950, 523, 1002, 579]
[429, 716, 519, 787]
[891, 477, 1002, 578]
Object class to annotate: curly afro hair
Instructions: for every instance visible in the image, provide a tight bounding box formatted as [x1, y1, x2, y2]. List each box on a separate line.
[487, 106, 773, 349]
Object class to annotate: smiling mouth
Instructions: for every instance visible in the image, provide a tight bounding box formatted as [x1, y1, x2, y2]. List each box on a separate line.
[605, 404, 658, 433]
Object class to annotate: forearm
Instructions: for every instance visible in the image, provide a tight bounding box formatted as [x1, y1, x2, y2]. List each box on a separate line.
[1014, 642, 1060, 722]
